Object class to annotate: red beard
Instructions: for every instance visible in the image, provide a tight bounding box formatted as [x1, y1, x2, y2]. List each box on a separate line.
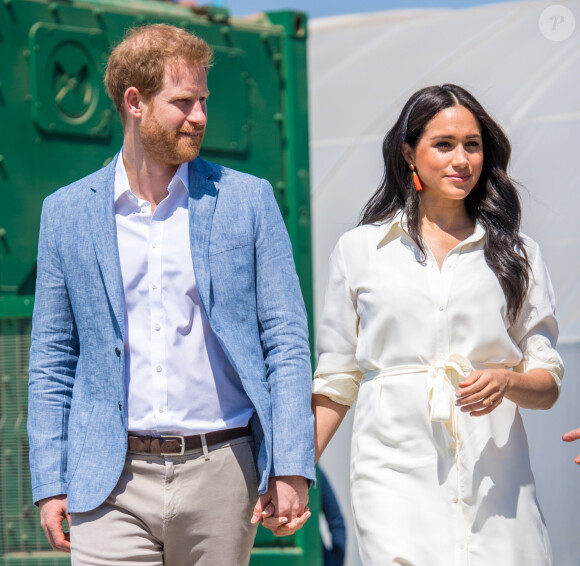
[140, 106, 205, 166]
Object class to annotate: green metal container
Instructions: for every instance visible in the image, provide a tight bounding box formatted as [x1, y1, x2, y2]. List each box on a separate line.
[0, 1, 319, 564]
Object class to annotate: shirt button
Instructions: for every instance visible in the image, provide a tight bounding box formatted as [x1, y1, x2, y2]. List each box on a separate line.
[152, 242, 158, 248]
[452, 497, 459, 504]
[438, 304, 445, 311]
[152, 282, 159, 290]
[154, 323, 161, 331]
[156, 365, 162, 373]
[158, 406, 165, 413]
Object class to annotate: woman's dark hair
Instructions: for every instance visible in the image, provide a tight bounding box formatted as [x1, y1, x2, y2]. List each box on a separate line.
[360, 84, 529, 323]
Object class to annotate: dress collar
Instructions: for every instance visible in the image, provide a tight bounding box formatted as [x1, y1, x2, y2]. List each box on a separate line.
[375, 211, 408, 248]
[375, 210, 486, 248]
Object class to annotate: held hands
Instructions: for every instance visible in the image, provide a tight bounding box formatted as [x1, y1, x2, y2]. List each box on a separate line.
[251, 475, 310, 536]
[562, 428, 580, 465]
[39, 494, 71, 552]
[455, 369, 510, 416]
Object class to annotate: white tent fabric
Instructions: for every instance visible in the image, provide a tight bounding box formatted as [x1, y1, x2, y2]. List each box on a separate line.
[308, 2, 580, 564]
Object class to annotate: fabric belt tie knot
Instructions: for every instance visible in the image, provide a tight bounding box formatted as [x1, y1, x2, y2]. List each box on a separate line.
[364, 354, 476, 437]
[427, 354, 474, 424]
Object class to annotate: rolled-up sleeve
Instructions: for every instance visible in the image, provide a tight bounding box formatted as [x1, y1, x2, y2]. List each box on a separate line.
[510, 240, 564, 389]
[313, 238, 364, 406]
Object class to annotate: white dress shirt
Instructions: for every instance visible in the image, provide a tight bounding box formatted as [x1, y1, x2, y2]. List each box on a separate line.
[114, 153, 254, 435]
[313, 212, 563, 565]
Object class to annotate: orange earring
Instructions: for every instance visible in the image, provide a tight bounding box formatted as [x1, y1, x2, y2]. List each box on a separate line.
[410, 164, 423, 192]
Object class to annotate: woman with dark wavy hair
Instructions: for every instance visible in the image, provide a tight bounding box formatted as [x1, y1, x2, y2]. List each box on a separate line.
[312, 84, 563, 565]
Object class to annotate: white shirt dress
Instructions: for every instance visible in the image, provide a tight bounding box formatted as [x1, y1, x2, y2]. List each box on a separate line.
[313, 213, 564, 566]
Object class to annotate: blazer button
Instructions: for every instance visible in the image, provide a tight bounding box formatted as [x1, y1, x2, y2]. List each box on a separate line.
[115, 347, 121, 357]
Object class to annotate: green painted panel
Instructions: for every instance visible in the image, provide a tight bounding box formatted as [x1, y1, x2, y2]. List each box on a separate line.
[4, 554, 71, 565]
[0, 318, 38, 560]
[0, 298, 34, 319]
[29, 23, 112, 138]
[250, 549, 303, 566]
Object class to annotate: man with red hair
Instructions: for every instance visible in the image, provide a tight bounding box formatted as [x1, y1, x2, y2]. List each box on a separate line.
[28, 24, 314, 565]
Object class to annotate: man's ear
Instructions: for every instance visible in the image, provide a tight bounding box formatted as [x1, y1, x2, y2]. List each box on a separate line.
[402, 143, 415, 166]
[124, 87, 143, 120]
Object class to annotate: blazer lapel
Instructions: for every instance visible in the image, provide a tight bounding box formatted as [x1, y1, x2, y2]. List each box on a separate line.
[87, 157, 125, 336]
[188, 158, 218, 316]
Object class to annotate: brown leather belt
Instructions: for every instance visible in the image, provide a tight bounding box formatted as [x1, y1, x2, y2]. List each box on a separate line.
[127, 424, 252, 455]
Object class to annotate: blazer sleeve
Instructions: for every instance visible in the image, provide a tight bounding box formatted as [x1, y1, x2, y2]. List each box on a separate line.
[28, 194, 79, 504]
[254, 179, 315, 482]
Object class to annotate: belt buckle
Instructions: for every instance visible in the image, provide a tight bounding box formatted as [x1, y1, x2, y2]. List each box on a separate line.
[160, 435, 185, 456]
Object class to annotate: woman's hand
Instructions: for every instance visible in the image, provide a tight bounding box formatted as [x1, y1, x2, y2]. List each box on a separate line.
[455, 369, 511, 416]
[260, 503, 312, 536]
[251, 476, 310, 537]
[456, 367, 558, 414]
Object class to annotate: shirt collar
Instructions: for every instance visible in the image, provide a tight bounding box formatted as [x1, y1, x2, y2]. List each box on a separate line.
[376, 210, 486, 248]
[172, 161, 190, 194]
[114, 149, 189, 204]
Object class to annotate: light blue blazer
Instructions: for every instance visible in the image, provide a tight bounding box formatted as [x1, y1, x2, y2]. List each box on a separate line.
[28, 155, 315, 513]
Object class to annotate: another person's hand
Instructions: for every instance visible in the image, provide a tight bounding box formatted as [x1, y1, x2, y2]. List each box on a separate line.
[39, 494, 71, 552]
[562, 428, 580, 465]
[251, 475, 310, 536]
[456, 369, 510, 416]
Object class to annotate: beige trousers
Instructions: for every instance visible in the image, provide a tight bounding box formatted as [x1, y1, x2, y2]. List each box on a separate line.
[70, 436, 259, 566]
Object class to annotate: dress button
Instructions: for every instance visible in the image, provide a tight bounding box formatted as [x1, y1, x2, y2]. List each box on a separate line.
[156, 365, 162, 373]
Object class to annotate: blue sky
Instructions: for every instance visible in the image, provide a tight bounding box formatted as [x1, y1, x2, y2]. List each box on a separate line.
[222, 0, 527, 19]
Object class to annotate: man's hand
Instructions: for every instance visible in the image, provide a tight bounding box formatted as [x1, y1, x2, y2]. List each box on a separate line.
[563, 427, 580, 465]
[39, 494, 71, 552]
[251, 475, 310, 536]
